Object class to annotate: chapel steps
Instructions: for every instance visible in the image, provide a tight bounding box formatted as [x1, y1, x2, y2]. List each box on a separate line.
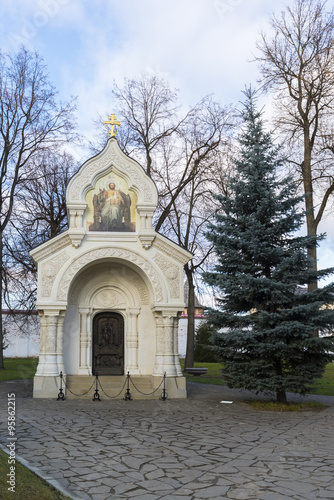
[64, 375, 164, 400]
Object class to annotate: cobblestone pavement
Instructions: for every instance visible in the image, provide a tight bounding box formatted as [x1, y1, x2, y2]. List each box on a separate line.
[1, 380, 334, 500]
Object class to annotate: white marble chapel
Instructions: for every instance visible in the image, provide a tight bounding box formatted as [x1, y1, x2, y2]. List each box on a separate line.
[31, 127, 191, 399]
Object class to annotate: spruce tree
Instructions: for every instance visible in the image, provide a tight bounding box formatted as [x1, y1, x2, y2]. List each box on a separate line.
[204, 90, 334, 404]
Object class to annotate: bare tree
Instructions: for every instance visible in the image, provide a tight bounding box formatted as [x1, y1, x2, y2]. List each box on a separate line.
[111, 74, 180, 177]
[3, 149, 77, 311]
[102, 74, 235, 366]
[156, 98, 234, 368]
[0, 47, 77, 369]
[256, 0, 334, 294]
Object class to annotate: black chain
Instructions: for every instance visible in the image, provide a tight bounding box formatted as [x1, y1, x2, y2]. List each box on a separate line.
[59, 372, 167, 399]
[129, 375, 165, 396]
[62, 376, 96, 397]
[97, 376, 128, 399]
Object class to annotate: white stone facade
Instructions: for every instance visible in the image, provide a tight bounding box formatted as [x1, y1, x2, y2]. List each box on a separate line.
[31, 138, 191, 398]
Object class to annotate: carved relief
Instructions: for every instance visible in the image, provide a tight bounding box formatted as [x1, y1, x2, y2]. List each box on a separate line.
[41, 251, 69, 297]
[154, 253, 180, 299]
[68, 141, 155, 204]
[126, 272, 149, 305]
[39, 315, 58, 353]
[155, 314, 164, 354]
[59, 248, 163, 303]
[154, 238, 190, 264]
[34, 234, 71, 262]
[70, 159, 106, 201]
[163, 316, 174, 353]
[93, 289, 125, 309]
[69, 264, 150, 306]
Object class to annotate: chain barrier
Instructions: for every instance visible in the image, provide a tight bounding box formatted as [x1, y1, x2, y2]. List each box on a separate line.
[129, 372, 165, 396]
[97, 375, 128, 400]
[57, 371, 168, 400]
[57, 371, 96, 399]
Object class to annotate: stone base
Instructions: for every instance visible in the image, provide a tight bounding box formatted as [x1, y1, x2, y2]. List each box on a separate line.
[33, 374, 187, 399]
[33, 375, 63, 399]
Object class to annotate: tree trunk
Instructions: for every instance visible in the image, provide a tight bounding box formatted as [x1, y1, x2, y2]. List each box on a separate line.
[302, 132, 319, 336]
[275, 359, 286, 403]
[0, 231, 4, 370]
[302, 129, 318, 294]
[276, 390, 287, 404]
[184, 265, 195, 370]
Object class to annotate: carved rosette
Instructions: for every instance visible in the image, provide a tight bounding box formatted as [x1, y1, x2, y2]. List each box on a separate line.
[154, 253, 180, 299]
[93, 289, 125, 309]
[41, 251, 69, 297]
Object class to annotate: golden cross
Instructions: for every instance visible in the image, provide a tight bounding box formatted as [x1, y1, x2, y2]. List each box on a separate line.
[104, 113, 121, 138]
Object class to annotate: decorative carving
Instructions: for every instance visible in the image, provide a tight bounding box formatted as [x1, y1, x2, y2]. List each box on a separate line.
[93, 289, 125, 309]
[69, 264, 149, 306]
[68, 140, 155, 204]
[58, 248, 164, 303]
[32, 234, 71, 262]
[154, 253, 180, 299]
[39, 315, 58, 353]
[126, 271, 149, 305]
[153, 237, 190, 265]
[41, 251, 69, 297]
[163, 315, 174, 354]
[155, 314, 164, 354]
[139, 232, 155, 250]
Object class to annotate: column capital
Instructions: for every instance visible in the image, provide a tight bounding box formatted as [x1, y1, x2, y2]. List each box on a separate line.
[78, 307, 90, 315]
[129, 307, 140, 316]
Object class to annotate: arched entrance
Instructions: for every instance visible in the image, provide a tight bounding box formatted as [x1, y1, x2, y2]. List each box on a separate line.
[92, 312, 124, 375]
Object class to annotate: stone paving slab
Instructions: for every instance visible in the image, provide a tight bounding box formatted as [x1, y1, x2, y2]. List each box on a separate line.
[0, 379, 333, 499]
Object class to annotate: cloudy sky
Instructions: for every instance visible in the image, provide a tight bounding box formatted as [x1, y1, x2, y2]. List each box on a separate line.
[1, 0, 333, 278]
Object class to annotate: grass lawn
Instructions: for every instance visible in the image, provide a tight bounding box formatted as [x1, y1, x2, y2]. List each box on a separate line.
[180, 360, 226, 385]
[180, 359, 334, 396]
[309, 362, 334, 396]
[0, 357, 38, 383]
[245, 400, 327, 412]
[0, 449, 71, 500]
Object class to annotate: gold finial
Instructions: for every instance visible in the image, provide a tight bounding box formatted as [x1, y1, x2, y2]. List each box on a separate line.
[104, 113, 121, 138]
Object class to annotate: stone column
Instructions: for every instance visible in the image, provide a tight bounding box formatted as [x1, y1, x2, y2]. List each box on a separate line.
[34, 310, 64, 398]
[35, 309, 64, 377]
[56, 310, 66, 375]
[153, 312, 178, 376]
[173, 315, 183, 376]
[126, 308, 140, 374]
[78, 308, 92, 375]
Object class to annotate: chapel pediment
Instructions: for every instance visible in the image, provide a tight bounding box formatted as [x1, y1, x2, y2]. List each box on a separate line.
[66, 137, 158, 248]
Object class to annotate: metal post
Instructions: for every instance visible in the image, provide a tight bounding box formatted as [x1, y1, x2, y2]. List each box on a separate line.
[92, 374, 101, 401]
[57, 371, 65, 401]
[161, 372, 167, 401]
[124, 371, 132, 401]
